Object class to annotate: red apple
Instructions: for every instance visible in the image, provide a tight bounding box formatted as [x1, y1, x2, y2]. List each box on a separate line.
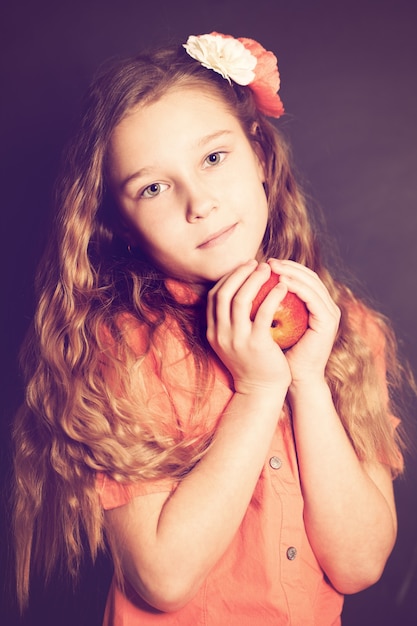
[250, 272, 309, 349]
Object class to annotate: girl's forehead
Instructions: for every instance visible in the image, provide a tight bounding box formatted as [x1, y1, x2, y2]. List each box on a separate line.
[121, 82, 236, 127]
[109, 85, 245, 163]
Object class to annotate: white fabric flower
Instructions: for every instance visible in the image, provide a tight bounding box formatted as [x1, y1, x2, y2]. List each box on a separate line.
[183, 34, 257, 85]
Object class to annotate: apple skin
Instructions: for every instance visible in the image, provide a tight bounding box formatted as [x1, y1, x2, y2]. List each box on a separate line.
[250, 272, 309, 350]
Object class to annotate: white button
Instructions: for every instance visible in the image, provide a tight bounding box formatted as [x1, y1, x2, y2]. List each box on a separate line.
[269, 456, 282, 470]
[286, 546, 297, 560]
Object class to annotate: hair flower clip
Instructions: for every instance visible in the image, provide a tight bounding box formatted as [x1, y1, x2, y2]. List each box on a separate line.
[183, 32, 284, 118]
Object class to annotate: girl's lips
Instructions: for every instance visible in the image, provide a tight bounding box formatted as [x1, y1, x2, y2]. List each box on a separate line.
[198, 223, 237, 248]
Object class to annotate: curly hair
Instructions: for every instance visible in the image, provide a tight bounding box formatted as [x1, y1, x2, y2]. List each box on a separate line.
[12, 41, 411, 609]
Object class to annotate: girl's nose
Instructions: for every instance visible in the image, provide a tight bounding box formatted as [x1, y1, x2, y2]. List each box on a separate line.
[185, 180, 217, 222]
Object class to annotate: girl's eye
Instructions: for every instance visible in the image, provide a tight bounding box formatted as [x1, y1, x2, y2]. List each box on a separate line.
[205, 152, 225, 166]
[141, 182, 168, 199]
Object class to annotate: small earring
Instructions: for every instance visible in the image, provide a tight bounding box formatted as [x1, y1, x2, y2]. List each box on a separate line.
[127, 244, 132, 254]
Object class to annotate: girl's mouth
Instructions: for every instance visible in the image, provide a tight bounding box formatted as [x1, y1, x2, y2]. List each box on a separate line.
[198, 223, 237, 249]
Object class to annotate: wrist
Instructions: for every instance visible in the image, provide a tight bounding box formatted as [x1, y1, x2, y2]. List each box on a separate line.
[233, 383, 288, 412]
[287, 377, 337, 428]
[288, 376, 330, 401]
[234, 379, 290, 399]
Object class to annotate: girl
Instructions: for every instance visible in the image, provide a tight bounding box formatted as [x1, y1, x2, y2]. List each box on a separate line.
[13, 32, 410, 625]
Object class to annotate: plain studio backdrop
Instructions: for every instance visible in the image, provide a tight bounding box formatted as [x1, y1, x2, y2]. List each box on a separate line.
[1, 1, 416, 624]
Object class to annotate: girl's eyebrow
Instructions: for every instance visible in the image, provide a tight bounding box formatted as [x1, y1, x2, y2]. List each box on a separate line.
[120, 130, 233, 191]
[120, 167, 153, 192]
[197, 129, 233, 147]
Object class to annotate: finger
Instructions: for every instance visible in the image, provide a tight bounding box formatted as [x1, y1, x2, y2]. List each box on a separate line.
[269, 260, 340, 332]
[210, 261, 272, 322]
[268, 259, 322, 287]
[269, 259, 333, 308]
[207, 260, 258, 334]
[208, 260, 258, 300]
[228, 262, 276, 327]
[251, 280, 289, 333]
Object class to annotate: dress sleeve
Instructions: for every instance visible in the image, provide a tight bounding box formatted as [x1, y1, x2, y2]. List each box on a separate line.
[95, 311, 233, 510]
[96, 316, 179, 510]
[348, 301, 404, 473]
[96, 471, 177, 510]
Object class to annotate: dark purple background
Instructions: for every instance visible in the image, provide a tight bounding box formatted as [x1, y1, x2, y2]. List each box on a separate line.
[1, 1, 416, 624]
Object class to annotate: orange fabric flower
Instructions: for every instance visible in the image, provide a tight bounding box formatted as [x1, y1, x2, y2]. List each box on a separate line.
[239, 37, 285, 117]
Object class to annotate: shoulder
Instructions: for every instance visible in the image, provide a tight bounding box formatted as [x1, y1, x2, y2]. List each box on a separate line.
[98, 312, 151, 358]
[344, 298, 388, 359]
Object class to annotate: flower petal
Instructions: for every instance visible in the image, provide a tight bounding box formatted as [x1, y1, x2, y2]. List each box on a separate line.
[184, 33, 284, 118]
[239, 37, 284, 117]
[184, 34, 256, 85]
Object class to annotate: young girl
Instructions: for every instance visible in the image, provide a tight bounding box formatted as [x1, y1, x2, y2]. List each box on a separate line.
[13, 32, 409, 625]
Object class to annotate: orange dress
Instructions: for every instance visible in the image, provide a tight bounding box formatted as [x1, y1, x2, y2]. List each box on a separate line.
[96, 285, 400, 626]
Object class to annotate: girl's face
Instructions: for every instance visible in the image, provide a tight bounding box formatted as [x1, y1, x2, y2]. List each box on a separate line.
[108, 86, 269, 289]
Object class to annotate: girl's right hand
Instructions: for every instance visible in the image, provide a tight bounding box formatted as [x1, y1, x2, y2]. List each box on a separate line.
[206, 261, 292, 396]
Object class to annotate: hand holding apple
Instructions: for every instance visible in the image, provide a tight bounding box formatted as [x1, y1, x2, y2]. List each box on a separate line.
[250, 272, 309, 350]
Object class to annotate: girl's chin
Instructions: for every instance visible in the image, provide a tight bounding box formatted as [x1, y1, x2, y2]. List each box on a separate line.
[181, 258, 261, 292]
[211, 258, 258, 281]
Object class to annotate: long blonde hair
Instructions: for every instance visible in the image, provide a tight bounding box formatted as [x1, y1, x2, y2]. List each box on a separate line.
[13, 41, 411, 609]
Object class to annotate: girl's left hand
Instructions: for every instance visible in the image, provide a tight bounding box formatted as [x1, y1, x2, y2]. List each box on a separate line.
[269, 259, 341, 385]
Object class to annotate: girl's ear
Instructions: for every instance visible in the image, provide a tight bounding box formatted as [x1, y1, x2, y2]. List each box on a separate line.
[250, 123, 267, 183]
